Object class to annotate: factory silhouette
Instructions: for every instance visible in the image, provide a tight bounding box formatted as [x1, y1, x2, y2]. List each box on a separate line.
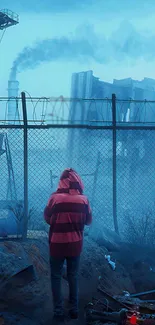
[70, 70, 155, 123]
[7, 70, 155, 124]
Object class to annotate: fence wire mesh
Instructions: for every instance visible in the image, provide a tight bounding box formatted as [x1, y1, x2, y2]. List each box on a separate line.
[0, 97, 23, 124]
[27, 128, 113, 235]
[117, 129, 155, 246]
[0, 95, 155, 246]
[0, 128, 24, 238]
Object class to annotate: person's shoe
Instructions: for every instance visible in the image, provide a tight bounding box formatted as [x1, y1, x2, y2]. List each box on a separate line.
[69, 311, 78, 319]
[52, 314, 64, 323]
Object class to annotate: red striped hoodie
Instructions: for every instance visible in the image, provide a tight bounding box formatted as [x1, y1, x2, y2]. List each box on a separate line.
[44, 168, 92, 257]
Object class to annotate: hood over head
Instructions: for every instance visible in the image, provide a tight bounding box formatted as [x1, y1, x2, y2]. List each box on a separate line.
[57, 168, 84, 194]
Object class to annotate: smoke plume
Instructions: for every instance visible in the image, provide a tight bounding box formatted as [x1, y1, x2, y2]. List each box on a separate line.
[10, 21, 155, 79]
[10, 36, 95, 79]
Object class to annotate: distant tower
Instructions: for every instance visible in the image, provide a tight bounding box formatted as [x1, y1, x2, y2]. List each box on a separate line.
[0, 9, 19, 124]
[0, 9, 19, 31]
[7, 80, 20, 124]
[69, 70, 94, 123]
[68, 71, 94, 167]
[68, 71, 111, 168]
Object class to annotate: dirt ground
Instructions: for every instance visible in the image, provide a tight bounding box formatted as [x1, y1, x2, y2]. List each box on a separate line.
[0, 237, 99, 325]
[0, 234, 155, 325]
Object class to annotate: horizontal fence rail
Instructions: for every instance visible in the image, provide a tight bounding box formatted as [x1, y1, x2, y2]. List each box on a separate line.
[1, 94, 155, 125]
[0, 93, 155, 246]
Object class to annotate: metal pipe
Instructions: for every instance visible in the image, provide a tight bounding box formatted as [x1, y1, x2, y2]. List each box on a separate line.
[130, 289, 155, 298]
[1, 124, 155, 130]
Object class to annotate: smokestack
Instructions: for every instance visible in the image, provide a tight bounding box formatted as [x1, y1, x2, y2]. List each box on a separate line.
[7, 79, 20, 124]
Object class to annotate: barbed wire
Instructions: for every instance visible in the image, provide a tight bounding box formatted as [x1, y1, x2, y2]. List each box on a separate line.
[0, 96, 155, 125]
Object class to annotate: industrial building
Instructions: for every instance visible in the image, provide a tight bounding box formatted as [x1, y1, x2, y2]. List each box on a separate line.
[69, 70, 155, 123]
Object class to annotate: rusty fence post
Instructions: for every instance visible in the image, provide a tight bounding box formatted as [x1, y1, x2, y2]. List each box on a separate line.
[112, 93, 119, 234]
[21, 92, 28, 239]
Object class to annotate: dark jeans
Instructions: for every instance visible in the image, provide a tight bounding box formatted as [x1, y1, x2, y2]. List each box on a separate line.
[50, 255, 80, 316]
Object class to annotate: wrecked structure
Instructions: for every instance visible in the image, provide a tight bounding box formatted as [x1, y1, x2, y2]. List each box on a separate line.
[70, 70, 155, 122]
[68, 72, 155, 237]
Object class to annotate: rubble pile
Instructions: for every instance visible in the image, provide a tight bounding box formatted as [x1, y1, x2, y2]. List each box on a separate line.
[0, 227, 155, 324]
[83, 227, 155, 325]
[80, 237, 135, 295]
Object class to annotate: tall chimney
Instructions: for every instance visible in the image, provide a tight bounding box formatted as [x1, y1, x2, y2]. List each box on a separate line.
[8, 80, 20, 124]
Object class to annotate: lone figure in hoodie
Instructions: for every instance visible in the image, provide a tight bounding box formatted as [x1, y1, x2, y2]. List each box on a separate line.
[44, 168, 92, 322]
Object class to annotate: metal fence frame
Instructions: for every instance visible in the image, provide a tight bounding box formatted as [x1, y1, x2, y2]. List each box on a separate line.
[1, 92, 155, 239]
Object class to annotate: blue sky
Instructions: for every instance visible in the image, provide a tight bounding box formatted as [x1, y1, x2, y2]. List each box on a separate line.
[1, 0, 155, 97]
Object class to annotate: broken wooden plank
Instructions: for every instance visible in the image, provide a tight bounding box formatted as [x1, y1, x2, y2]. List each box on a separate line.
[97, 286, 131, 311]
[0, 242, 35, 294]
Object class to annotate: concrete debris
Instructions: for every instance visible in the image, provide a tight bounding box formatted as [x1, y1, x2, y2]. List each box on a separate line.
[105, 255, 116, 270]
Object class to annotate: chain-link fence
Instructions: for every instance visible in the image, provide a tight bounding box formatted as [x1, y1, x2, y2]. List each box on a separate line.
[0, 94, 155, 245]
[117, 129, 155, 245]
